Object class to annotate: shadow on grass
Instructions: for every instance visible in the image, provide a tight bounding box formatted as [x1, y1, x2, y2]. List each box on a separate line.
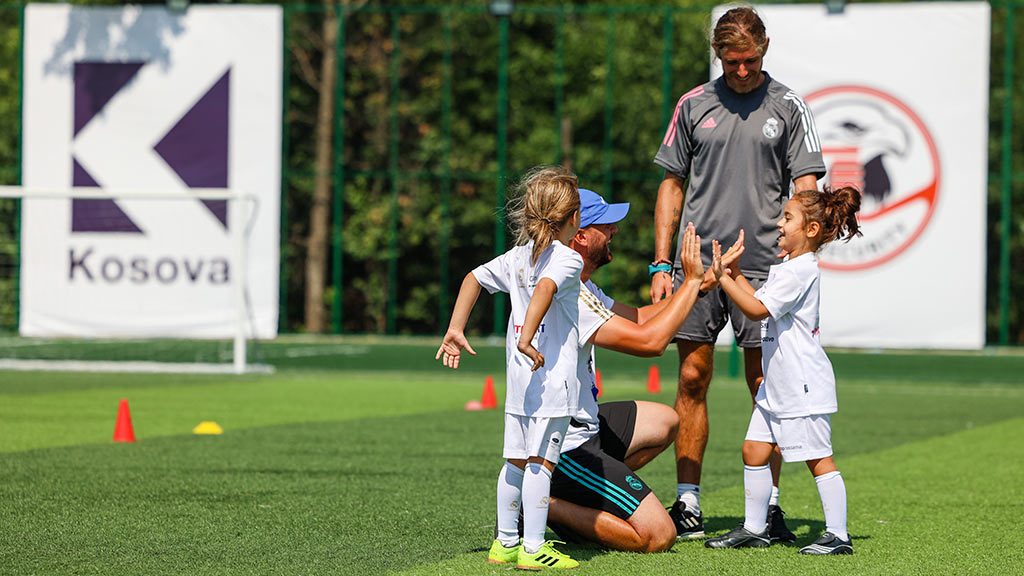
[703, 514, 865, 548]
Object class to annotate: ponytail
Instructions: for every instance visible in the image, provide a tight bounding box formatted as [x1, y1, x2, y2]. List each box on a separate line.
[792, 185, 862, 247]
[824, 185, 862, 243]
[506, 166, 581, 263]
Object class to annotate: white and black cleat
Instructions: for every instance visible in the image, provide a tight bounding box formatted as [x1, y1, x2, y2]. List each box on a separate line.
[799, 531, 853, 555]
[704, 525, 771, 549]
[668, 501, 705, 539]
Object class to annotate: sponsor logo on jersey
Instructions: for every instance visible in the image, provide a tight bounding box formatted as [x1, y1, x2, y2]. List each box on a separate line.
[513, 323, 546, 335]
[625, 475, 644, 491]
[806, 85, 940, 271]
[762, 117, 779, 139]
[700, 116, 717, 130]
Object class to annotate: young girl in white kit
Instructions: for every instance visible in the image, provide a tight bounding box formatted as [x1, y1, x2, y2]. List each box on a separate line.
[706, 185, 861, 555]
[436, 166, 583, 569]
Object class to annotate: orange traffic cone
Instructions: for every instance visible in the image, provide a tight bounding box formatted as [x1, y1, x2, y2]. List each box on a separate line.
[595, 369, 603, 398]
[647, 365, 661, 394]
[481, 376, 498, 410]
[113, 399, 136, 443]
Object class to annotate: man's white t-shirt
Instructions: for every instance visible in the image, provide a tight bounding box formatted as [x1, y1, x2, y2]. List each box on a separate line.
[472, 240, 584, 418]
[754, 252, 837, 418]
[563, 280, 616, 451]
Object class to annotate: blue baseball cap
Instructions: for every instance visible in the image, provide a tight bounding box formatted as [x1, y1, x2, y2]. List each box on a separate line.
[579, 188, 630, 229]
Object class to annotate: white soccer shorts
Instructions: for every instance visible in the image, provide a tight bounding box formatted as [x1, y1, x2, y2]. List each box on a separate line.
[745, 405, 833, 463]
[502, 414, 571, 463]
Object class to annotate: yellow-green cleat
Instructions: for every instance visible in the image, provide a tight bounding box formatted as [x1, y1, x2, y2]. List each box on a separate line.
[487, 539, 520, 564]
[516, 540, 579, 570]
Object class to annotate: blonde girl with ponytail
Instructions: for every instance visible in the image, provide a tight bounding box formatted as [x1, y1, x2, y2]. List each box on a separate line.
[436, 166, 584, 569]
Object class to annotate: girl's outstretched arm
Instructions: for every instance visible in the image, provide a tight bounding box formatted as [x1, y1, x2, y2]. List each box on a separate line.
[436, 273, 481, 369]
[517, 279, 557, 372]
[713, 240, 769, 321]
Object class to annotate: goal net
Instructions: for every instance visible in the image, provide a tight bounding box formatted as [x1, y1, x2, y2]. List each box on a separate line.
[0, 187, 274, 374]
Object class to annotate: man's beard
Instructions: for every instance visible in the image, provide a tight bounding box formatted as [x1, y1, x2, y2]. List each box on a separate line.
[592, 245, 613, 268]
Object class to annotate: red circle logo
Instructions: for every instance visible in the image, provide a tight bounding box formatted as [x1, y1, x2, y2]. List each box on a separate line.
[805, 86, 941, 271]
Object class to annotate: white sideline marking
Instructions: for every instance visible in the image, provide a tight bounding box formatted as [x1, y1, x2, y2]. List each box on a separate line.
[850, 383, 1024, 399]
[277, 345, 371, 358]
[0, 360, 274, 374]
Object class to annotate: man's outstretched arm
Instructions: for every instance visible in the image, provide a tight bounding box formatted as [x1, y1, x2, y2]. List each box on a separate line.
[594, 223, 703, 357]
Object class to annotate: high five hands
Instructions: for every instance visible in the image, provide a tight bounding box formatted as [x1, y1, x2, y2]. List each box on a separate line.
[680, 222, 703, 281]
[711, 229, 746, 281]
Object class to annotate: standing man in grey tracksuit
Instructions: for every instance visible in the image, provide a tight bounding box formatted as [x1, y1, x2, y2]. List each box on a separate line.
[649, 6, 826, 542]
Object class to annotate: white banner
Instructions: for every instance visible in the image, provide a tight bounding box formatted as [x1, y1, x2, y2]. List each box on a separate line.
[712, 2, 989, 349]
[21, 4, 281, 338]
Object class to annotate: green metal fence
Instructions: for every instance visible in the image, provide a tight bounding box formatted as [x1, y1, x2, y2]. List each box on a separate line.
[296, 0, 1022, 344]
[0, 1, 1021, 345]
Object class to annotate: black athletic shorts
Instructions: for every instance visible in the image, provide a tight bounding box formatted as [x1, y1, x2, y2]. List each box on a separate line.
[550, 401, 652, 520]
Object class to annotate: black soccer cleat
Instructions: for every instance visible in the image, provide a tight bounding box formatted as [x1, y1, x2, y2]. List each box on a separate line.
[766, 504, 797, 543]
[668, 501, 705, 539]
[799, 532, 854, 555]
[704, 525, 771, 549]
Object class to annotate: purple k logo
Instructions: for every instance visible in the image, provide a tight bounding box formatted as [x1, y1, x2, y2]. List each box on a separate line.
[72, 61, 230, 233]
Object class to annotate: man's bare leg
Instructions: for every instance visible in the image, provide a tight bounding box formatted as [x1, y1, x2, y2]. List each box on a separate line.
[624, 401, 679, 470]
[548, 493, 676, 552]
[674, 341, 714, 511]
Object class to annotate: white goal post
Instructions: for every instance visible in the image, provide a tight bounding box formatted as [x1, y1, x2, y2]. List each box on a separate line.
[0, 186, 271, 374]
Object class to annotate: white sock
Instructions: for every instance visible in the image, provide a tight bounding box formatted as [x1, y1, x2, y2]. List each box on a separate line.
[815, 471, 849, 541]
[743, 465, 772, 535]
[495, 462, 524, 547]
[676, 483, 701, 515]
[769, 485, 780, 507]
[521, 463, 553, 553]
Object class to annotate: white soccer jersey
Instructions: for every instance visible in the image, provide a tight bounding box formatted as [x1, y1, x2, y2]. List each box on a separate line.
[473, 240, 583, 418]
[563, 280, 616, 451]
[754, 252, 837, 418]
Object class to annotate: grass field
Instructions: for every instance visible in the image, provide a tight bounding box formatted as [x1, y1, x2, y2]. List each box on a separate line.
[1, 336, 1023, 575]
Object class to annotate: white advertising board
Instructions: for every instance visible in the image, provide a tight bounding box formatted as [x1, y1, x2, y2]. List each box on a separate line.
[712, 2, 989, 349]
[21, 4, 281, 338]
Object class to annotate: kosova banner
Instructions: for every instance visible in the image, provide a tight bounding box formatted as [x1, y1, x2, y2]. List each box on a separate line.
[712, 3, 989, 349]
[21, 4, 281, 338]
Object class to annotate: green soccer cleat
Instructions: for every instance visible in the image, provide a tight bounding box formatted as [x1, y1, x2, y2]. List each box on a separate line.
[516, 540, 579, 570]
[487, 539, 520, 564]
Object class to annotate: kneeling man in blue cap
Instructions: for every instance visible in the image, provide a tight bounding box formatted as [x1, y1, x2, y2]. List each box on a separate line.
[545, 188, 736, 552]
